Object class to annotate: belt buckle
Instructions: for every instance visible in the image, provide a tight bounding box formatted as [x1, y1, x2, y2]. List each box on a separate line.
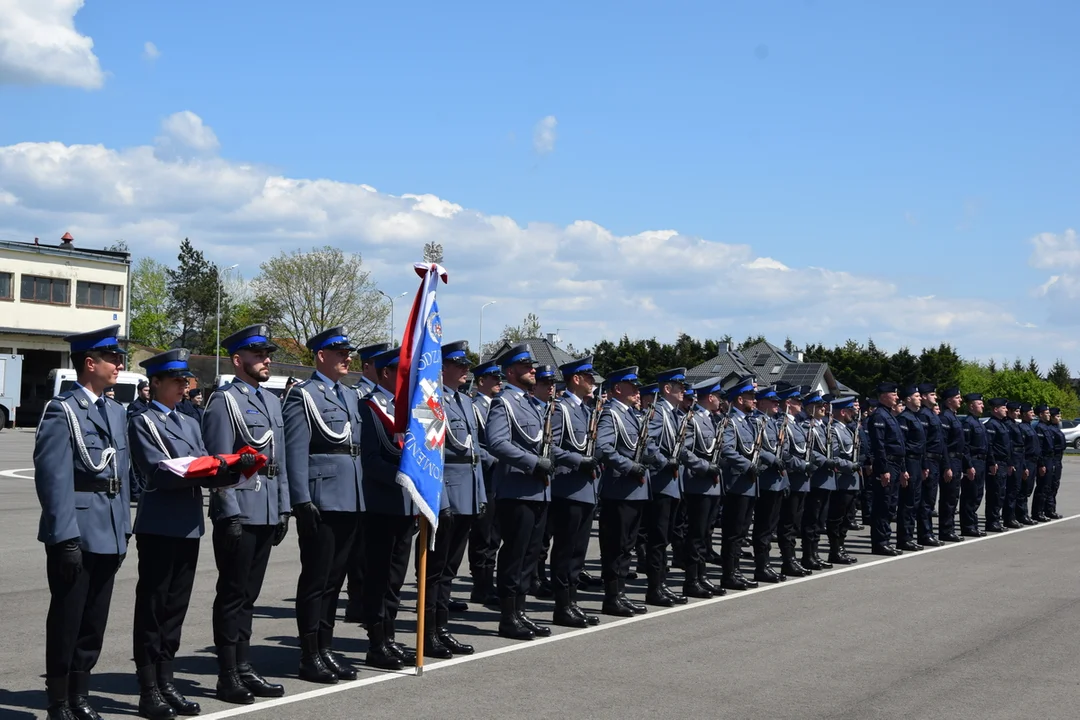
[107, 477, 119, 497]
[350, 444, 360, 457]
[265, 462, 278, 479]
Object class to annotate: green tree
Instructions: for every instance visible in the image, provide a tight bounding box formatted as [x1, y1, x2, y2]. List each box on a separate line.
[918, 343, 963, 389]
[1027, 357, 1041, 377]
[1046, 359, 1072, 391]
[886, 347, 919, 387]
[486, 313, 543, 356]
[167, 238, 223, 353]
[129, 257, 172, 348]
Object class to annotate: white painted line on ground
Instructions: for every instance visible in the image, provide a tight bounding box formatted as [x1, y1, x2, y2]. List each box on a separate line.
[199, 512, 1080, 719]
[0, 467, 33, 479]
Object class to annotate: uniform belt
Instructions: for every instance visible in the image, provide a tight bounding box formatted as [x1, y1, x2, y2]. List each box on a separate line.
[886, 454, 905, 464]
[261, 462, 279, 479]
[74, 477, 121, 497]
[970, 452, 987, 459]
[323, 445, 360, 457]
[925, 452, 944, 461]
[445, 455, 478, 465]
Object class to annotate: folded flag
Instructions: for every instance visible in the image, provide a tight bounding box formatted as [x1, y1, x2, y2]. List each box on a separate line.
[158, 444, 267, 489]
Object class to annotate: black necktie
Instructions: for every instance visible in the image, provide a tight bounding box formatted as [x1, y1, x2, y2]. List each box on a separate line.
[95, 398, 111, 439]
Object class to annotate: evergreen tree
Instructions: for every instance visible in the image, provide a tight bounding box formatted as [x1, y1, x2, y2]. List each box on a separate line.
[166, 238, 223, 353]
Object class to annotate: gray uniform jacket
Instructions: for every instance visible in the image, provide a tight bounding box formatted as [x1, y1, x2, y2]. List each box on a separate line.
[202, 378, 290, 526]
[486, 385, 550, 503]
[757, 413, 789, 493]
[550, 391, 598, 504]
[721, 409, 759, 498]
[129, 403, 207, 539]
[442, 384, 488, 514]
[830, 419, 861, 491]
[649, 398, 684, 500]
[596, 399, 656, 501]
[681, 406, 723, 497]
[34, 387, 131, 554]
[784, 414, 817, 494]
[358, 386, 418, 516]
[806, 419, 838, 491]
[282, 374, 365, 513]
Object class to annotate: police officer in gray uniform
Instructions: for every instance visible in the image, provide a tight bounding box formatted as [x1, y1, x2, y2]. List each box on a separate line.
[548, 355, 602, 627]
[825, 397, 860, 564]
[680, 379, 725, 598]
[130, 349, 240, 719]
[423, 340, 487, 657]
[282, 327, 364, 684]
[801, 392, 836, 570]
[486, 344, 554, 640]
[719, 377, 761, 591]
[777, 387, 815, 576]
[34, 326, 131, 720]
[357, 346, 419, 670]
[467, 360, 503, 606]
[750, 387, 787, 584]
[344, 342, 388, 623]
[202, 324, 290, 702]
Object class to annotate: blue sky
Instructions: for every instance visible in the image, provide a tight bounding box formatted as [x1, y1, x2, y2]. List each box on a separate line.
[1, 0, 1078, 363]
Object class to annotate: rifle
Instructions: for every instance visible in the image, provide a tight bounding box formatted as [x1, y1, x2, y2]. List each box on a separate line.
[538, 397, 557, 487]
[747, 415, 768, 494]
[671, 407, 694, 478]
[584, 393, 604, 480]
[709, 414, 732, 485]
[630, 404, 657, 484]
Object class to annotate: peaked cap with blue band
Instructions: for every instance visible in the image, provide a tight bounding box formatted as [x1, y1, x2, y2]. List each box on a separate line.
[656, 367, 687, 384]
[724, 374, 756, 400]
[442, 340, 471, 365]
[534, 364, 556, 380]
[222, 323, 278, 354]
[498, 343, 535, 368]
[559, 355, 594, 378]
[755, 386, 778, 401]
[605, 366, 641, 387]
[640, 383, 658, 396]
[140, 348, 194, 378]
[306, 326, 357, 352]
[358, 342, 389, 362]
[693, 377, 722, 395]
[373, 346, 402, 370]
[777, 385, 802, 401]
[803, 391, 824, 404]
[831, 396, 856, 410]
[65, 325, 127, 354]
[472, 360, 502, 379]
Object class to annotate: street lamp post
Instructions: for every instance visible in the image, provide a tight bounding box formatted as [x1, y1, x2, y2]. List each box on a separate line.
[479, 301, 496, 359]
[378, 290, 408, 343]
[216, 263, 239, 382]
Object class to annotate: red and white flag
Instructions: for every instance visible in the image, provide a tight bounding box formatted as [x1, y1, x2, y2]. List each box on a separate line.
[158, 445, 267, 488]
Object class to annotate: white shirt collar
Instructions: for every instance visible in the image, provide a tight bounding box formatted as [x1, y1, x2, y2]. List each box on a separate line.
[77, 384, 100, 405]
[151, 400, 174, 415]
[563, 390, 583, 407]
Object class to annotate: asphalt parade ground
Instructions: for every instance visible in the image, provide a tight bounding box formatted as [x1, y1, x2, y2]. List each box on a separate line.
[2, 428, 1079, 720]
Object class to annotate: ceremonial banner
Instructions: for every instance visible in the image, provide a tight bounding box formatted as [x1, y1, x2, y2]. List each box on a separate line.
[394, 262, 449, 533]
[158, 444, 267, 487]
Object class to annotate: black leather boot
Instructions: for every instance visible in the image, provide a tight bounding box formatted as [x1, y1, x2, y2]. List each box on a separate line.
[801, 541, 823, 570]
[235, 640, 284, 698]
[720, 551, 750, 591]
[157, 661, 199, 716]
[515, 595, 552, 636]
[568, 586, 599, 625]
[617, 579, 647, 614]
[215, 646, 255, 705]
[780, 547, 811, 577]
[498, 596, 535, 640]
[435, 609, 474, 654]
[67, 671, 101, 720]
[828, 538, 857, 565]
[660, 583, 688, 605]
[319, 628, 358, 680]
[46, 675, 76, 720]
[423, 613, 453, 659]
[553, 588, 588, 628]
[645, 583, 675, 607]
[753, 556, 783, 584]
[683, 562, 712, 598]
[383, 620, 416, 665]
[698, 562, 723, 595]
[298, 632, 338, 683]
[601, 580, 634, 617]
[365, 623, 405, 670]
[136, 665, 176, 720]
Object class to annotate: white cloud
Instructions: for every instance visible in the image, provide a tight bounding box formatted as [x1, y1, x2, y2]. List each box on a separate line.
[533, 115, 557, 155]
[154, 111, 221, 159]
[0, 118, 1074, 363]
[1028, 229, 1080, 324]
[0, 0, 104, 88]
[1029, 229, 1080, 269]
[143, 41, 160, 61]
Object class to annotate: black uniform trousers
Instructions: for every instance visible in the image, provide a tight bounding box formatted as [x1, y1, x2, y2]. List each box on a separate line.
[1032, 461, 1053, 517]
[643, 495, 679, 587]
[1048, 456, 1063, 514]
[826, 490, 857, 544]
[778, 490, 806, 554]
[548, 498, 594, 592]
[424, 510, 473, 614]
[345, 516, 366, 610]
[295, 510, 358, 637]
[1017, 460, 1037, 519]
[960, 459, 986, 533]
[984, 464, 1005, 527]
[720, 494, 754, 573]
[870, 463, 901, 547]
[683, 494, 720, 568]
[752, 489, 783, 560]
[938, 461, 961, 536]
[705, 495, 723, 558]
[919, 461, 940, 540]
[1003, 464, 1021, 523]
[132, 534, 200, 668]
[495, 499, 548, 598]
[212, 523, 275, 649]
[897, 460, 923, 545]
[361, 513, 414, 628]
[468, 475, 499, 575]
[598, 499, 645, 582]
[45, 547, 121, 678]
[801, 488, 831, 548]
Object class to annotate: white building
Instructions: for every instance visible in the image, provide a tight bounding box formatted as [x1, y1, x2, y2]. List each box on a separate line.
[0, 235, 131, 423]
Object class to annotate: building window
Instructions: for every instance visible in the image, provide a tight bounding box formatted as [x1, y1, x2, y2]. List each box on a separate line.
[20, 275, 69, 305]
[76, 281, 123, 310]
[0, 272, 11, 300]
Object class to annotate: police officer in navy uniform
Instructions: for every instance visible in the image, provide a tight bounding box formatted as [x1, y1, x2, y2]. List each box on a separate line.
[680, 379, 725, 597]
[34, 326, 131, 720]
[282, 327, 365, 684]
[595, 366, 655, 616]
[894, 385, 927, 552]
[202, 324, 290, 702]
[983, 398, 1012, 532]
[467, 360, 503, 606]
[825, 397, 860, 564]
[548, 356, 602, 627]
[916, 384, 949, 547]
[1003, 402, 1025, 528]
[423, 340, 487, 657]
[343, 342, 389, 623]
[358, 346, 419, 669]
[800, 392, 835, 570]
[867, 382, 907, 556]
[960, 394, 991, 537]
[485, 344, 555, 639]
[644, 367, 689, 606]
[1032, 404, 1056, 522]
[130, 349, 239, 719]
[937, 388, 967, 542]
[1016, 403, 1041, 525]
[129, 380, 152, 418]
[1046, 408, 1066, 519]
[719, 377, 761, 591]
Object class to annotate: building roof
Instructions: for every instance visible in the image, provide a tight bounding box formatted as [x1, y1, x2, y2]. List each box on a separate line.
[685, 345, 755, 385]
[687, 339, 841, 394]
[0, 239, 130, 266]
[482, 336, 599, 382]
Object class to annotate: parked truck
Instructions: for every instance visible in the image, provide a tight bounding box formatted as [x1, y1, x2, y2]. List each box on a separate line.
[0, 354, 24, 430]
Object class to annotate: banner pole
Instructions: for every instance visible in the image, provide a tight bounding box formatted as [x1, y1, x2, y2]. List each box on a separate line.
[415, 517, 428, 676]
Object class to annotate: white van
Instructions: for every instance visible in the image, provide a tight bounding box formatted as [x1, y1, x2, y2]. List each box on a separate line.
[215, 374, 291, 398]
[48, 368, 150, 408]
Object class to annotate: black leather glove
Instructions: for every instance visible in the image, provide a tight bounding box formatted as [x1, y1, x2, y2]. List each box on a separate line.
[293, 502, 322, 537]
[216, 455, 231, 477]
[54, 539, 83, 583]
[629, 462, 646, 480]
[218, 515, 243, 552]
[535, 457, 554, 474]
[707, 463, 722, 476]
[273, 513, 290, 546]
[578, 456, 598, 473]
[238, 452, 257, 469]
[664, 457, 679, 470]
